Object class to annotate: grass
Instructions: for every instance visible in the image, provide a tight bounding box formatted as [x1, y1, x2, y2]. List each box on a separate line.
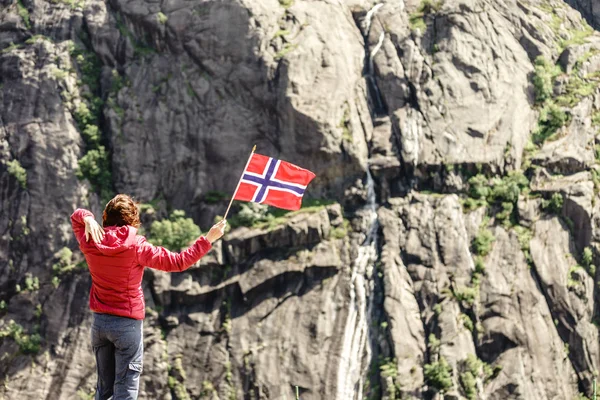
[409, 0, 444, 32]
[16, 0, 31, 29]
[274, 43, 297, 60]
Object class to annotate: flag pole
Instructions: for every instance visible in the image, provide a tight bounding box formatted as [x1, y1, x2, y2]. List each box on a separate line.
[223, 145, 256, 220]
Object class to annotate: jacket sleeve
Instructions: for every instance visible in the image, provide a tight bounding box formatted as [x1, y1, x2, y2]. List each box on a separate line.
[136, 236, 212, 272]
[71, 208, 94, 246]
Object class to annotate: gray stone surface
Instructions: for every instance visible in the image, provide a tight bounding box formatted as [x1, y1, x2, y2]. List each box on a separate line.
[3, 0, 600, 399]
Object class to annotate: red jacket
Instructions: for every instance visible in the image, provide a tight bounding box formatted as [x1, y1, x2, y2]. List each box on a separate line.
[70, 208, 211, 320]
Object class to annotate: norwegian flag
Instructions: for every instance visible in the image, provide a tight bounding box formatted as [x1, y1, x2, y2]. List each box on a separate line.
[233, 153, 316, 211]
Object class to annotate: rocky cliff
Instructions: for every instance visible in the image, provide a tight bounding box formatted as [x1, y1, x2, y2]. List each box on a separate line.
[2, 0, 600, 399]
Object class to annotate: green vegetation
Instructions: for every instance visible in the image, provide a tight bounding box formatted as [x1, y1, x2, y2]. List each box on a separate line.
[76, 388, 96, 400]
[581, 247, 596, 277]
[68, 43, 114, 203]
[5, 159, 27, 188]
[460, 313, 474, 331]
[466, 172, 529, 225]
[168, 354, 190, 400]
[200, 381, 217, 398]
[459, 354, 495, 400]
[76, 146, 112, 202]
[472, 218, 494, 256]
[541, 192, 563, 214]
[424, 357, 453, 393]
[0, 320, 41, 354]
[148, 210, 201, 251]
[16, 0, 31, 29]
[453, 286, 478, 307]
[278, 0, 293, 8]
[339, 103, 352, 142]
[226, 199, 335, 231]
[1, 42, 22, 54]
[532, 57, 561, 104]
[157, 12, 168, 24]
[274, 43, 297, 60]
[331, 219, 351, 239]
[409, 0, 444, 32]
[532, 102, 569, 144]
[530, 53, 600, 147]
[379, 358, 401, 399]
[23, 273, 39, 292]
[59, 0, 86, 10]
[52, 247, 79, 277]
[428, 333, 440, 353]
[116, 13, 156, 57]
[204, 190, 228, 204]
[25, 35, 51, 45]
[514, 225, 533, 265]
[273, 29, 290, 38]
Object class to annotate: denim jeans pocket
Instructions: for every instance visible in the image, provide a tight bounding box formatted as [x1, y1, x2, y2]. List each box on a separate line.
[129, 362, 143, 373]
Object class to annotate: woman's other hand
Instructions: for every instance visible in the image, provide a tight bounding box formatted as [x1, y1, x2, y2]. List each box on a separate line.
[84, 216, 105, 244]
[206, 219, 227, 244]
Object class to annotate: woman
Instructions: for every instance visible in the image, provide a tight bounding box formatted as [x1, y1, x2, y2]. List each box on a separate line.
[70, 194, 227, 400]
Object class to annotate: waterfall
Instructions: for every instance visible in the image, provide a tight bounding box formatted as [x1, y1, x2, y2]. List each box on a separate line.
[335, 170, 379, 400]
[361, 3, 387, 116]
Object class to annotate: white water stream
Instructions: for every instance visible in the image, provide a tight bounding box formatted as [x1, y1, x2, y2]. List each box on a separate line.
[335, 171, 378, 400]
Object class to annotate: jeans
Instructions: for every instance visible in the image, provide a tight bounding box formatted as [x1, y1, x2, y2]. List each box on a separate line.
[91, 313, 143, 400]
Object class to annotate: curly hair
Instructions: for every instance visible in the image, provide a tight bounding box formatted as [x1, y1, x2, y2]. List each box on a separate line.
[102, 194, 141, 228]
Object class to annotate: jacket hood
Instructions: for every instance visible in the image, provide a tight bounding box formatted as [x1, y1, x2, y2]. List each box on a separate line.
[95, 225, 138, 255]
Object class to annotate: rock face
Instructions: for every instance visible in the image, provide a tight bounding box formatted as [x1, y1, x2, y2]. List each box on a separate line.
[3, 0, 600, 399]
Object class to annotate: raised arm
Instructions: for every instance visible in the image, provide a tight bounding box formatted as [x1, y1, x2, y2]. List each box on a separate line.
[71, 208, 105, 245]
[136, 219, 227, 272]
[71, 208, 94, 245]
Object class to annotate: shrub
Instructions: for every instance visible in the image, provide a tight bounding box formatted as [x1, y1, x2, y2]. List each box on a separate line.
[0, 320, 41, 354]
[428, 333, 440, 353]
[204, 191, 228, 204]
[473, 226, 495, 256]
[532, 57, 561, 104]
[542, 192, 563, 214]
[157, 12, 168, 24]
[230, 203, 269, 228]
[467, 174, 490, 200]
[490, 171, 529, 203]
[453, 286, 478, 307]
[532, 103, 569, 144]
[424, 357, 453, 393]
[148, 210, 201, 251]
[76, 146, 112, 202]
[460, 371, 476, 400]
[6, 159, 27, 188]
